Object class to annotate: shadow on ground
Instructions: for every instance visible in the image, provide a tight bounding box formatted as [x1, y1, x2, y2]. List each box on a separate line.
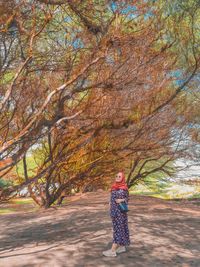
[0, 192, 200, 267]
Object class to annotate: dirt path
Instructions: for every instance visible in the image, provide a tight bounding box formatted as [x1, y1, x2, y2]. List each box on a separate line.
[0, 192, 199, 267]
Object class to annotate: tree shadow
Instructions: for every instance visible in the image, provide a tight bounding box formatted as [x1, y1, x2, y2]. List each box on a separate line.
[0, 209, 111, 254]
[0, 192, 199, 266]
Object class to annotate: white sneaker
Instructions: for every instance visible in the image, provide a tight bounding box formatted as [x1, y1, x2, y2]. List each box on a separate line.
[102, 249, 117, 257]
[116, 246, 126, 254]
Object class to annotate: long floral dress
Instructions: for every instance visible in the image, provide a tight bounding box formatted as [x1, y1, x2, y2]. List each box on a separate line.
[110, 189, 130, 246]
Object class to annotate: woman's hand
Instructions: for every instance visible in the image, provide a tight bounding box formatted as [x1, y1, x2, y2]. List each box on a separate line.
[115, 198, 125, 204]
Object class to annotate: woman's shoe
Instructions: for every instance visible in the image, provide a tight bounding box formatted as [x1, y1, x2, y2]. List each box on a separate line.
[116, 246, 126, 254]
[102, 249, 117, 257]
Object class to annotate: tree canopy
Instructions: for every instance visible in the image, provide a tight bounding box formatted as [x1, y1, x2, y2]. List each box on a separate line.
[0, 0, 200, 207]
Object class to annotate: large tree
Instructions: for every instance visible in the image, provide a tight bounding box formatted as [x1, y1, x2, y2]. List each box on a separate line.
[0, 0, 200, 207]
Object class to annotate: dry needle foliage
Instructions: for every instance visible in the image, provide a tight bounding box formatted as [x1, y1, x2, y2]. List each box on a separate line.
[0, 0, 200, 207]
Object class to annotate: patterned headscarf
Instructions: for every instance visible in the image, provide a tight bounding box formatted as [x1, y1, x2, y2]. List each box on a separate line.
[110, 171, 129, 191]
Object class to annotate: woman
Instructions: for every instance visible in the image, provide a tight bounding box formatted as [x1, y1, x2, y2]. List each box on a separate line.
[102, 171, 130, 257]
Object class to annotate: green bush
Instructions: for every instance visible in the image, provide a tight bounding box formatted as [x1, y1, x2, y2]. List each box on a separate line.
[0, 179, 12, 189]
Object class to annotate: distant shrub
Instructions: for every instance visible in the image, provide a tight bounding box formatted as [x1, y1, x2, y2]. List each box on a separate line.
[0, 179, 12, 189]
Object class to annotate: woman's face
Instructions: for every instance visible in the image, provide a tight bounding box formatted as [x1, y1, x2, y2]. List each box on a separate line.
[115, 172, 123, 183]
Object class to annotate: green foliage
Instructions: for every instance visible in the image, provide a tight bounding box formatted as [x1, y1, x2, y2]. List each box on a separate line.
[157, 0, 200, 69]
[15, 154, 38, 178]
[131, 179, 200, 200]
[0, 178, 12, 188]
[0, 71, 15, 85]
[131, 157, 175, 183]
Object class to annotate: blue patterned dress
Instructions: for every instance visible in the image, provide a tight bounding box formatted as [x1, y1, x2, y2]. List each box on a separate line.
[110, 189, 130, 246]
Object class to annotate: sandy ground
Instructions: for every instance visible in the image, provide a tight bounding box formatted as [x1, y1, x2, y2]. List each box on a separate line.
[0, 192, 200, 267]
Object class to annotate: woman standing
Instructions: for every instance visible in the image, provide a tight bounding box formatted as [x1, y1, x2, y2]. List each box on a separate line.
[102, 171, 130, 257]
